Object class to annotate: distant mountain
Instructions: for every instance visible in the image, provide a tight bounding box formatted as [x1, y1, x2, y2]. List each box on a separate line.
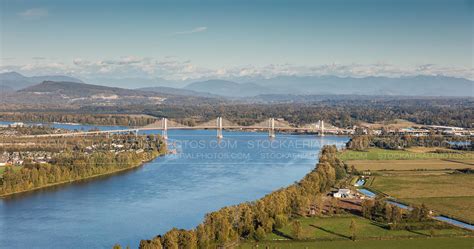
[85, 77, 187, 89]
[0, 71, 83, 90]
[20, 81, 151, 97]
[174, 75, 473, 97]
[139, 86, 220, 98]
[6, 81, 167, 107]
[184, 79, 273, 97]
[254, 75, 474, 97]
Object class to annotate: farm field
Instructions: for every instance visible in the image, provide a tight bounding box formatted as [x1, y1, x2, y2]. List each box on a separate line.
[262, 215, 469, 241]
[346, 159, 474, 171]
[239, 237, 474, 249]
[368, 174, 474, 223]
[403, 196, 474, 224]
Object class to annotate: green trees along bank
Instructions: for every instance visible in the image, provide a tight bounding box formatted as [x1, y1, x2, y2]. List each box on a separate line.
[0, 134, 166, 196]
[137, 145, 348, 249]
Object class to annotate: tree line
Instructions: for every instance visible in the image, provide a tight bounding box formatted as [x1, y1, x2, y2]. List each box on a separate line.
[0, 112, 157, 127]
[133, 145, 348, 249]
[347, 134, 473, 151]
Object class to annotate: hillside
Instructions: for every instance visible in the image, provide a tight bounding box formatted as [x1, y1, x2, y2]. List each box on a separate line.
[184, 79, 273, 97]
[0, 71, 83, 90]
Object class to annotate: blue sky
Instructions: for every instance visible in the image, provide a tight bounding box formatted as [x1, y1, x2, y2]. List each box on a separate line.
[1, 0, 472, 80]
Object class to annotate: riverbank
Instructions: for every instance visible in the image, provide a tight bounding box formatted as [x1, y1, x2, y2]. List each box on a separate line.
[0, 151, 166, 198]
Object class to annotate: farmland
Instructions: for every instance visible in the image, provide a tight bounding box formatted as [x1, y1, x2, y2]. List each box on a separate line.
[369, 174, 474, 223]
[239, 237, 474, 249]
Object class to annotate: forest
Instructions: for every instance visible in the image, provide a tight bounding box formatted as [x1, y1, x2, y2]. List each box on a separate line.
[0, 113, 157, 127]
[1, 97, 472, 128]
[0, 134, 166, 196]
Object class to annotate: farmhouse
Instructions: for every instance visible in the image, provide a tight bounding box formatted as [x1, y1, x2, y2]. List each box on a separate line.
[333, 188, 351, 198]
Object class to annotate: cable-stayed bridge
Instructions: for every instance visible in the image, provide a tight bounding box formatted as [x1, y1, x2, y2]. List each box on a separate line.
[22, 117, 350, 138]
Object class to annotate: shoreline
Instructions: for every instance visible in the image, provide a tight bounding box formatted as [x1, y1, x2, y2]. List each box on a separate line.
[0, 151, 165, 198]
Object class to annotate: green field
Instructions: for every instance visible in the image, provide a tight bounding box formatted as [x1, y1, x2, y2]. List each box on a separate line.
[346, 159, 474, 171]
[369, 173, 474, 223]
[263, 215, 469, 242]
[239, 237, 474, 249]
[339, 148, 474, 161]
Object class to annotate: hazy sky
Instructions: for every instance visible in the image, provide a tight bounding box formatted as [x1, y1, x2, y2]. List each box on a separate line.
[1, 0, 472, 80]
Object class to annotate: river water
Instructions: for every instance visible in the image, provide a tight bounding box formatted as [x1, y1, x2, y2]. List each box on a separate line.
[0, 122, 348, 248]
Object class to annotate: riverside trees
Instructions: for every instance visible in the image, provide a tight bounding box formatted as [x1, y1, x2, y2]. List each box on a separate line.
[137, 145, 346, 248]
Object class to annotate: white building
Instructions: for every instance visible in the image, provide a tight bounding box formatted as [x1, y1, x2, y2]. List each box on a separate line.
[333, 189, 351, 198]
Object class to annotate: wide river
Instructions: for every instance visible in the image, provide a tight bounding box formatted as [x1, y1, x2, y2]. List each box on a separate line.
[0, 122, 348, 249]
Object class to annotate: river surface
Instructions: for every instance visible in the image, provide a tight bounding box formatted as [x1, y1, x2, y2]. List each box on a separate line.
[0, 122, 348, 248]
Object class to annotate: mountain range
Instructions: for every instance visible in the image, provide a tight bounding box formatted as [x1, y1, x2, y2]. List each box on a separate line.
[0, 71, 83, 92]
[1, 71, 473, 98]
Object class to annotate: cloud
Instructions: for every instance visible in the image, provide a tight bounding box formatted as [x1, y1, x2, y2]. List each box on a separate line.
[1, 57, 472, 81]
[18, 8, 49, 20]
[173, 27, 207, 35]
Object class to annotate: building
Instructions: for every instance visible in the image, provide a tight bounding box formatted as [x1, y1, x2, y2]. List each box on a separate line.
[333, 189, 351, 198]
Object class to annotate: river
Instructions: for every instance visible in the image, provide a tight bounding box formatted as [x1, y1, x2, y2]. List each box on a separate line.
[0, 122, 348, 248]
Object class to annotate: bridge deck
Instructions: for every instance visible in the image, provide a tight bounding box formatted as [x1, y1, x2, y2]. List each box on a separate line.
[19, 126, 348, 138]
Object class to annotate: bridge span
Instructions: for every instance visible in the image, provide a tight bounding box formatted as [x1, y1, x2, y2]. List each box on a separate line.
[21, 117, 351, 138]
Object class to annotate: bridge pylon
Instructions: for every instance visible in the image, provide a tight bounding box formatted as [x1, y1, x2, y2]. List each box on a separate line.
[162, 118, 168, 140]
[217, 117, 223, 139]
[319, 120, 325, 137]
[269, 118, 275, 138]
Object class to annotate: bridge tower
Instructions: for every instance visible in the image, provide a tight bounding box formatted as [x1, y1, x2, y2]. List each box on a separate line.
[217, 117, 223, 139]
[269, 118, 275, 138]
[319, 120, 325, 137]
[162, 117, 168, 140]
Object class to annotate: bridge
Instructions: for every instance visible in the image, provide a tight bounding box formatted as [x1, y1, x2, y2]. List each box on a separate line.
[22, 117, 350, 138]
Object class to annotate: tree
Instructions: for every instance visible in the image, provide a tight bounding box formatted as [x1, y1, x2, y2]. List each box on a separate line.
[163, 228, 179, 249]
[254, 226, 266, 241]
[139, 238, 163, 249]
[384, 203, 393, 222]
[391, 206, 402, 225]
[291, 220, 303, 240]
[349, 219, 357, 241]
[274, 214, 288, 229]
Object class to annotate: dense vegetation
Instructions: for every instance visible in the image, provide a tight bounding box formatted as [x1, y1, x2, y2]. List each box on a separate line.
[0, 134, 166, 196]
[135, 145, 348, 249]
[0, 112, 157, 127]
[347, 134, 473, 151]
[3, 97, 473, 128]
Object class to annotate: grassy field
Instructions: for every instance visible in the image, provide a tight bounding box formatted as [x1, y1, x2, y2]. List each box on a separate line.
[369, 174, 474, 199]
[263, 215, 469, 242]
[239, 237, 474, 249]
[339, 148, 474, 161]
[403, 196, 474, 224]
[346, 159, 474, 171]
[369, 174, 474, 223]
